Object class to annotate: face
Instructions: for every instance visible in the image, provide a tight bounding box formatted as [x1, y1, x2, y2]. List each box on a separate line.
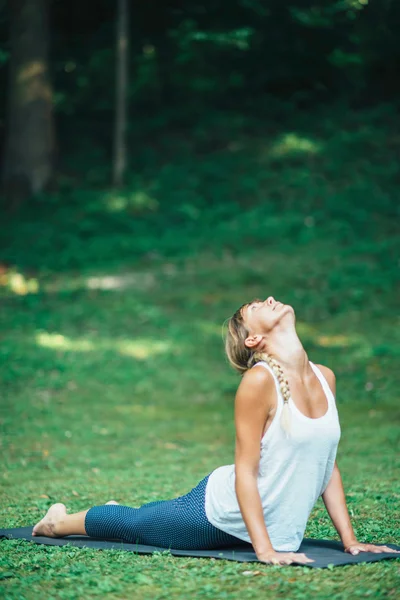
[241, 296, 294, 350]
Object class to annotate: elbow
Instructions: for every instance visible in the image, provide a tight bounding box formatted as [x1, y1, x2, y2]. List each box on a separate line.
[234, 467, 259, 505]
[235, 463, 259, 481]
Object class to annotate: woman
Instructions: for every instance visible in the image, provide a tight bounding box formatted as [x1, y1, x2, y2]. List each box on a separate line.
[32, 296, 398, 566]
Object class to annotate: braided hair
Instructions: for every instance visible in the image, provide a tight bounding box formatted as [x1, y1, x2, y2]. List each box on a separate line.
[224, 300, 292, 437]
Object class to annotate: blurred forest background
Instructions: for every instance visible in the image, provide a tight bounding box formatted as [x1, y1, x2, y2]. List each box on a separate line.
[0, 0, 399, 274]
[1, 2, 400, 597]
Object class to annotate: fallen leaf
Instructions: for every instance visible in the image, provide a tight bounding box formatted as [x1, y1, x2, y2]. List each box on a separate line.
[71, 490, 79, 497]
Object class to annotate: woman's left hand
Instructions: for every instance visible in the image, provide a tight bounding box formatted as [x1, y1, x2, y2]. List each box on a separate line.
[344, 541, 400, 556]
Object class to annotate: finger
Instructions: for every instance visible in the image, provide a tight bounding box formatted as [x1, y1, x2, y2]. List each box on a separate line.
[296, 554, 315, 563]
[294, 557, 311, 564]
[290, 553, 308, 560]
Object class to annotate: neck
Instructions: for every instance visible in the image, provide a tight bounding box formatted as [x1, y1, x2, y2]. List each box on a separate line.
[262, 326, 309, 378]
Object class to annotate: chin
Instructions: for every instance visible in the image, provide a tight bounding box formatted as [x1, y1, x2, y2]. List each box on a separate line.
[281, 304, 295, 318]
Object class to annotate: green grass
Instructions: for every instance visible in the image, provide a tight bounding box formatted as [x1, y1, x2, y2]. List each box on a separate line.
[1, 105, 399, 598]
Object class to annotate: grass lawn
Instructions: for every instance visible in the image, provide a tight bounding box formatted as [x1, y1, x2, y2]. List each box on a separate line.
[1, 106, 399, 598]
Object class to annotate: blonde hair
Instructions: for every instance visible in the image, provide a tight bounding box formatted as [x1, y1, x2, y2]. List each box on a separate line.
[224, 300, 292, 437]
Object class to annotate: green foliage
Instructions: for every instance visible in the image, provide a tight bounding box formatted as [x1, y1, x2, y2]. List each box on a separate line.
[1, 105, 398, 298]
[2, 0, 400, 136]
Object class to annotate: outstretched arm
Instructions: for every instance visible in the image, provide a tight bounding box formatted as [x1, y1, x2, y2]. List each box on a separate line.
[315, 365, 358, 548]
[321, 461, 358, 551]
[317, 364, 399, 556]
[321, 461, 399, 554]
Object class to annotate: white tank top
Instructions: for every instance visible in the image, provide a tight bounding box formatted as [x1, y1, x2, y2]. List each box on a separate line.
[204, 360, 341, 551]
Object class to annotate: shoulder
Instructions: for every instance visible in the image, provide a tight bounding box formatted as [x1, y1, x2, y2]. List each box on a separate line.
[314, 363, 336, 395]
[239, 363, 275, 391]
[235, 364, 276, 405]
[234, 365, 276, 433]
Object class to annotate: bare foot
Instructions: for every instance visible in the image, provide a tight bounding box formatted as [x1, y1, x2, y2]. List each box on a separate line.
[32, 503, 67, 537]
[105, 500, 119, 505]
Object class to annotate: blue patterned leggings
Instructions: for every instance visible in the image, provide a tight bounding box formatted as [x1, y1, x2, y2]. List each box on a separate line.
[84, 473, 250, 550]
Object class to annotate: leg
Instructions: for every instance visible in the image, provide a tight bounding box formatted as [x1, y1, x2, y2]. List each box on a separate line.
[84, 475, 249, 550]
[32, 500, 119, 538]
[32, 503, 89, 538]
[54, 510, 89, 536]
[32, 475, 248, 550]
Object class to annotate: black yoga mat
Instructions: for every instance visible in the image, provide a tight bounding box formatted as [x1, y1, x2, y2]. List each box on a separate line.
[1, 527, 400, 569]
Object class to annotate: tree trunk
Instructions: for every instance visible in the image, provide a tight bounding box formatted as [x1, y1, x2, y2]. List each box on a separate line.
[113, 0, 129, 188]
[2, 0, 54, 206]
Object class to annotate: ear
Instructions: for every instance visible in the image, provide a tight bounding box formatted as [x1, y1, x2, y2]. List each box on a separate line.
[244, 334, 263, 349]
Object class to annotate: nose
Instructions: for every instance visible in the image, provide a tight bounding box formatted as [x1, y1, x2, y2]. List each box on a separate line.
[266, 296, 275, 306]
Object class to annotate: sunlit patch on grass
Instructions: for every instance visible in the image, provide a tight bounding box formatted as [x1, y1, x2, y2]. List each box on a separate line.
[86, 272, 155, 291]
[317, 334, 354, 347]
[36, 332, 94, 351]
[0, 268, 39, 295]
[35, 332, 173, 360]
[103, 190, 159, 213]
[117, 339, 171, 359]
[36, 270, 155, 294]
[269, 133, 322, 157]
[296, 324, 374, 359]
[316, 333, 371, 356]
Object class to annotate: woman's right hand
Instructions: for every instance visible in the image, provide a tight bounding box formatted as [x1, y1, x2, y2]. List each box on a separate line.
[256, 550, 315, 565]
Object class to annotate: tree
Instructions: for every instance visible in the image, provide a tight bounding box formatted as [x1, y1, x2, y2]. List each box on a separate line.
[2, 0, 54, 205]
[113, 0, 129, 188]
